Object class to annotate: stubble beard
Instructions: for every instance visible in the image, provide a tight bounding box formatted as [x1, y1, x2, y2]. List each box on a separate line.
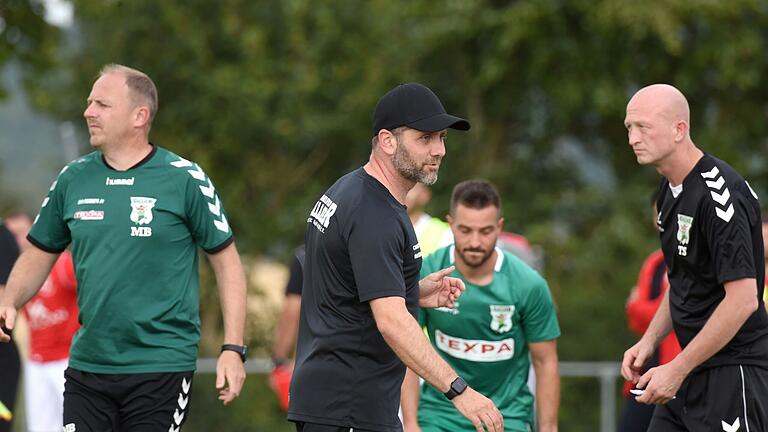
[392, 143, 440, 186]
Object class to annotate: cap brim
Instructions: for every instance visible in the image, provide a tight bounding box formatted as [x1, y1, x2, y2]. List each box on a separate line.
[407, 113, 471, 132]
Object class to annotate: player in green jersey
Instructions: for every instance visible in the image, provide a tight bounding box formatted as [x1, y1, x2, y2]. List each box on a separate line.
[0, 64, 247, 431]
[402, 180, 560, 432]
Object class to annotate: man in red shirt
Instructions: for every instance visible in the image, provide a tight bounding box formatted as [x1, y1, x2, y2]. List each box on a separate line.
[4, 212, 78, 432]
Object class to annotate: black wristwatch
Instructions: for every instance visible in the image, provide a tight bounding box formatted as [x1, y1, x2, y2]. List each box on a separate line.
[221, 344, 248, 363]
[444, 376, 468, 400]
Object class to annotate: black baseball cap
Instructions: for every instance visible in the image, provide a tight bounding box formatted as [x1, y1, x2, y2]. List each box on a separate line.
[372, 83, 470, 136]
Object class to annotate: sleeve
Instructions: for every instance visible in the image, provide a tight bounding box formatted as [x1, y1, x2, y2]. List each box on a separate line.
[699, 185, 757, 284]
[284, 252, 304, 296]
[28, 170, 72, 253]
[348, 210, 408, 303]
[0, 225, 19, 284]
[522, 273, 561, 343]
[183, 163, 234, 253]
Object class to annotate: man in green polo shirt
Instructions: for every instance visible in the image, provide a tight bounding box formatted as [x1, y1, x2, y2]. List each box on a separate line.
[402, 180, 560, 432]
[0, 64, 247, 431]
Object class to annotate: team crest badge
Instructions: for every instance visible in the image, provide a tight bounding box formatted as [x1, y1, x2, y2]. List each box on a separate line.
[489, 305, 514, 334]
[130, 197, 157, 225]
[676, 214, 693, 245]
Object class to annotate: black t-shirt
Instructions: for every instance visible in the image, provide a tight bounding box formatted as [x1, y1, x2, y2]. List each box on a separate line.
[288, 168, 422, 431]
[0, 224, 20, 284]
[285, 245, 305, 296]
[657, 154, 768, 370]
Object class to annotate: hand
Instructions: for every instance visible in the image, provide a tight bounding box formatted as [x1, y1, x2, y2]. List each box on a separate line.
[621, 338, 655, 383]
[216, 350, 246, 405]
[269, 363, 293, 411]
[0, 306, 16, 343]
[634, 361, 687, 405]
[451, 387, 504, 432]
[403, 421, 422, 432]
[419, 266, 465, 309]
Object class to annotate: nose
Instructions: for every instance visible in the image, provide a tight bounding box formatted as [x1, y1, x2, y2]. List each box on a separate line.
[84, 103, 95, 119]
[431, 137, 446, 158]
[628, 127, 641, 146]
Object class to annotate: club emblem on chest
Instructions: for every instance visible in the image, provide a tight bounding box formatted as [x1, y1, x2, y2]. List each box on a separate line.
[130, 197, 157, 225]
[677, 214, 693, 256]
[489, 305, 514, 334]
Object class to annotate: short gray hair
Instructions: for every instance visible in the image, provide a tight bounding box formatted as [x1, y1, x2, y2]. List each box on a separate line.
[99, 64, 158, 125]
[371, 126, 408, 148]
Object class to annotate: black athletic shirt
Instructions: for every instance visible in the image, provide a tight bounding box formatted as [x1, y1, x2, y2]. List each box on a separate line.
[656, 153, 768, 370]
[0, 223, 19, 284]
[288, 167, 422, 431]
[285, 245, 305, 296]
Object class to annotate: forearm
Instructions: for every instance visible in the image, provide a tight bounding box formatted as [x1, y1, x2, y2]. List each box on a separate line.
[371, 298, 456, 392]
[208, 244, 247, 345]
[640, 288, 674, 349]
[0, 248, 58, 309]
[400, 368, 421, 427]
[272, 295, 300, 359]
[534, 358, 560, 431]
[671, 279, 757, 374]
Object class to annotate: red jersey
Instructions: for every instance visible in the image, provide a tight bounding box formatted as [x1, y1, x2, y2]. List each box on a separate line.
[22, 251, 79, 362]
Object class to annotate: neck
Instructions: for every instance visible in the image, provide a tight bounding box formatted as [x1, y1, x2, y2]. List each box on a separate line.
[409, 211, 425, 225]
[363, 153, 413, 204]
[101, 136, 152, 171]
[454, 248, 497, 285]
[656, 140, 704, 187]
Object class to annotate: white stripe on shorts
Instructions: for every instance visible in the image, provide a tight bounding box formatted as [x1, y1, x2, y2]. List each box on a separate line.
[740, 365, 750, 432]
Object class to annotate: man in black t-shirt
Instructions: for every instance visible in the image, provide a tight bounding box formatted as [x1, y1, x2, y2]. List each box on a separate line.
[288, 84, 504, 432]
[0, 222, 20, 432]
[621, 84, 768, 431]
[270, 245, 305, 411]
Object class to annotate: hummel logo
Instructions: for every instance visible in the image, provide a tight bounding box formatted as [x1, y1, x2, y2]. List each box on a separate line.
[182, 378, 191, 394]
[701, 166, 733, 223]
[105, 177, 135, 186]
[170, 157, 230, 234]
[721, 417, 740, 432]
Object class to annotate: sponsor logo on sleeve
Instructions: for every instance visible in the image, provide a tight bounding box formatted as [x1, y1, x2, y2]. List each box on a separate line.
[413, 243, 422, 259]
[308, 194, 337, 233]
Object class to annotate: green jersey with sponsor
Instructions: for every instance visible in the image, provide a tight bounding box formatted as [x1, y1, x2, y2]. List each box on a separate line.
[28, 146, 233, 373]
[418, 246, 560, 432]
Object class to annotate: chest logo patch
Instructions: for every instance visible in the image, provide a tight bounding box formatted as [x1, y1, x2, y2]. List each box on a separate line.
[489, 305, 515, 334]
[677, 214, 693, 256]
[130, 197, 156, 225]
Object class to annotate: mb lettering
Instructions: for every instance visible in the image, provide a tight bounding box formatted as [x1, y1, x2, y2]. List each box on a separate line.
[435, 330, 514, 362]
[308, 194, 337, 233]
[131, 226, 152, 237]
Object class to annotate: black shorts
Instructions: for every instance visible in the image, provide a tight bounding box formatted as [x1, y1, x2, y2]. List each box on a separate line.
[63, 368, 194, 432]
[294, 422, 390, 432]
[649, 364, 768, 431]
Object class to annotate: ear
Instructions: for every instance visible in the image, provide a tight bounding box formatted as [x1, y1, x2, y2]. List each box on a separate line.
[133, 106, 151, 128]
[376, 129, 398, 156]
[497, 217, 505, 231]
[446, 214, 454, 225]
[674, 120, 688, 142]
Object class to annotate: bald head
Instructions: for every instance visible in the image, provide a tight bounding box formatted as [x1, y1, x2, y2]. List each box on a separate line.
[628, 84, 690, 128]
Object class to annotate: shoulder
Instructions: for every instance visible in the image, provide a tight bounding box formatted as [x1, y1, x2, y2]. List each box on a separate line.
[54, 151, 100, 186]
[423, 245, 452, 271]
[500, 249, 547, 289]
[694, 155, 757, 221]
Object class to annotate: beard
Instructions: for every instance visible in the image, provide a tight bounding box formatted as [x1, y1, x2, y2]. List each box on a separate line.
[456, 245, 495, 268]
[392, 142, 440, 185]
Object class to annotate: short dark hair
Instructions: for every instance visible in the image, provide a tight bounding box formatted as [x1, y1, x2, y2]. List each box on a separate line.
[450, 180, 501, 215]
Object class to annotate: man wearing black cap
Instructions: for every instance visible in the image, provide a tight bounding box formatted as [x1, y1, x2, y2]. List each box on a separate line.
[288, 83, 503, 432]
